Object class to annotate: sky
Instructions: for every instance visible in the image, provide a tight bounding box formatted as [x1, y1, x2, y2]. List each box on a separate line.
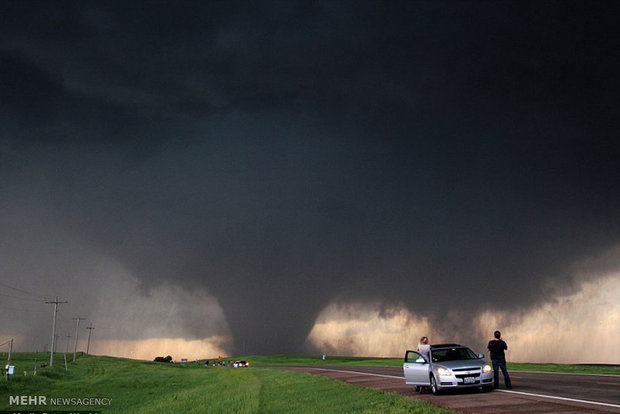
[1, 1, 619, 362]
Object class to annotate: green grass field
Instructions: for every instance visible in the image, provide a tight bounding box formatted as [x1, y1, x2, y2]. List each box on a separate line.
[220, 354, 404, 366]
[214, 355, 620, 375]
[1, 353, 617, 413]
[216, 354, 620, 375]
[507, 362, 620, 375]
[0, 353, 450, 413]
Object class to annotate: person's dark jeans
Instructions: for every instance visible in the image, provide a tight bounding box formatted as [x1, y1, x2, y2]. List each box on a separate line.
[492, 359, 512, 389]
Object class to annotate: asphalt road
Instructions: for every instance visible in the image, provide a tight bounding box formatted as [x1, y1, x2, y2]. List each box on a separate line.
[274, 365, 620, 413]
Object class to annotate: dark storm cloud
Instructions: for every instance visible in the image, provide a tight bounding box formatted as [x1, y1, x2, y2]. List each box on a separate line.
[1, 1, 619, 353]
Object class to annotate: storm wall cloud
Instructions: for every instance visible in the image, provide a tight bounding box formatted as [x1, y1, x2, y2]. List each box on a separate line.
[1, 1, 619, 356]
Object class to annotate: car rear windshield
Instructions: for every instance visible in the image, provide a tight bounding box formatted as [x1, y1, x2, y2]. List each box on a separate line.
[431, 347, 478, 362]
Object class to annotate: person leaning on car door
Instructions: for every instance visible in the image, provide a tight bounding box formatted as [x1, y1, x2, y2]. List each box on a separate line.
[417, 336, 431, 361]
[487, 330, 513, 389]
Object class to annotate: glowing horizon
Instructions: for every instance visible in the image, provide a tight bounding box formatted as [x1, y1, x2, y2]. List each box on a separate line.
[307, 272, 620, 364]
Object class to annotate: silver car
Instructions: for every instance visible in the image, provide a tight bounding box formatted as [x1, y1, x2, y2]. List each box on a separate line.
[403, 343, 493, 394]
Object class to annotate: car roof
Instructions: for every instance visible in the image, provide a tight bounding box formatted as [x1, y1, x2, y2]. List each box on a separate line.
[430, 343, 463, 349]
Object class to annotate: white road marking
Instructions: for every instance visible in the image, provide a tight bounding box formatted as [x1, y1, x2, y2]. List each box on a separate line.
[312, 367, 620, 409]
[497, 389, 620, 409]
[311, 367, 404, 380]
[512, 370, 620, 378]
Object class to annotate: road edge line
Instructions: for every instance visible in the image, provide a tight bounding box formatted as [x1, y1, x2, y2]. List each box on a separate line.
[311, 367, 404, 380]
[511, 370, 620, 378]
[497, 389, 620, 409]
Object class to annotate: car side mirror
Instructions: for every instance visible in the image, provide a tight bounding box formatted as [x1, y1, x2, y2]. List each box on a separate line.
[478, 353, 484, 359]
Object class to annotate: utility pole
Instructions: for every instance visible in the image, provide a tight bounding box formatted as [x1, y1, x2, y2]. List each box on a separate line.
[4, 338, 13, 381]
[85, 324, 95, 355]
[72, 317, 86, 362]
[65, 334, 72, 354]
[45, 297, 68, 367]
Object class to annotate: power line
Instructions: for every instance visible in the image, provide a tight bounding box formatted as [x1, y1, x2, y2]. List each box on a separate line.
[0, 305, 48, 314]
[0, 292, 45, 302]
[0, 281, 52, 300]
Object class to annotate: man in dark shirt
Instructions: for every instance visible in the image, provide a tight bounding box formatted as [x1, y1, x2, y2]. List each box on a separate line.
[487, 330, 513, 389]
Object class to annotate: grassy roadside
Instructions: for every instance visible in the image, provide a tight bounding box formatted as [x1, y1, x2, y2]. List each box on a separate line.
[0, 351, 79, 376]
[0, 353, 451, 413]
[4, 353, 617, 375]
[211, 354, 620, 375]
[507, 362, 620, 375]
[221, 354, 404, 366]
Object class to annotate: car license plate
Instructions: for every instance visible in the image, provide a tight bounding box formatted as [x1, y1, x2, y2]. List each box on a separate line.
[463, 377, 476, 384]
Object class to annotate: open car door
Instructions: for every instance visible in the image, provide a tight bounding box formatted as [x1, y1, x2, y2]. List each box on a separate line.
[403, 350, 430, 386]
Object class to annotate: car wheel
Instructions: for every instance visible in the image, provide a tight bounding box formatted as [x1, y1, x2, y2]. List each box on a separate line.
[482, 385, 493, 392]
[414, 385, 421, 392]
[430, 375, 441, 395]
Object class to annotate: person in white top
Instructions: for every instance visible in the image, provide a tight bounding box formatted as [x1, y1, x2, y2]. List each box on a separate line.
[417, 336, 431, 361]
